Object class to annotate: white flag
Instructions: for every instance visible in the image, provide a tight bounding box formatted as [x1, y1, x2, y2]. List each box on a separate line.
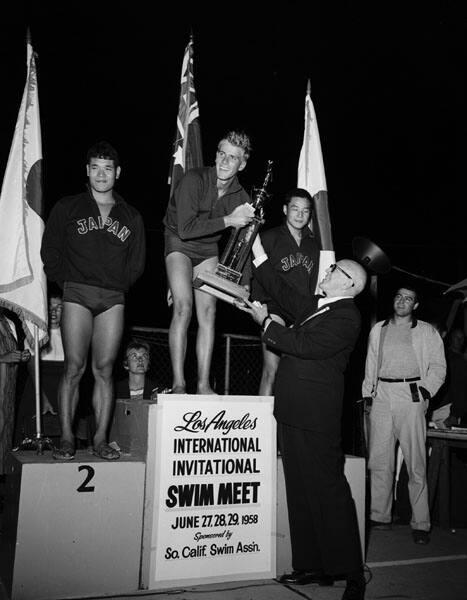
[297, 81, 335, 290]
[0, 35, 48, 347]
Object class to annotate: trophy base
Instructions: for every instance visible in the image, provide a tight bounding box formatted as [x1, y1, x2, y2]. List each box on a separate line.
[215, 263, 242, 284]
[193, 271, 250, 307]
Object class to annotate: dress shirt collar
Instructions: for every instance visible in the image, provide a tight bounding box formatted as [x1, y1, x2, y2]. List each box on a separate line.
[317, 295, 348, 308]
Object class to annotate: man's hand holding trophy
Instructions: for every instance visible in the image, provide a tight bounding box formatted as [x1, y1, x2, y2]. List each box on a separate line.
[193, 160, 273, 307]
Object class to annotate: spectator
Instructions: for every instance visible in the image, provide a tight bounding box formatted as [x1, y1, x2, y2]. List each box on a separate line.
[430, 327, 467, 428]
[362, 285, 446, 544]
[14, 294, 66, 445]
[115, 340, 158, 400]
[0, 308, 30, 473]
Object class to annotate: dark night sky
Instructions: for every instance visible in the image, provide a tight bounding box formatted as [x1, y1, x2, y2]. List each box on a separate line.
[2, 2, 467, 334]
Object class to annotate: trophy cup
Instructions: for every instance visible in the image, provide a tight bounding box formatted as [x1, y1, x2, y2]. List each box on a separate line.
[193, 160, 273, 306]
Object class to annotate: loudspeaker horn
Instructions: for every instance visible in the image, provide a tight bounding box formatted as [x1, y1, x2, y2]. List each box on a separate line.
[352, 236, 392, 274]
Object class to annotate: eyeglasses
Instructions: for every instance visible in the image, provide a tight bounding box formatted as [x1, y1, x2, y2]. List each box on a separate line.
[329, 263, 354, 286]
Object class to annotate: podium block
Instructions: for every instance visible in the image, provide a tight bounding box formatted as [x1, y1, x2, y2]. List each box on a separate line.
[276, 454, 366, 575]
[110, 397, 157, 458]
[1, 451, 145, 600]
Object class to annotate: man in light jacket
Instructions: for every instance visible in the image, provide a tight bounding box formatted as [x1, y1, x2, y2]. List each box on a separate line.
[362, 285, 446, 544]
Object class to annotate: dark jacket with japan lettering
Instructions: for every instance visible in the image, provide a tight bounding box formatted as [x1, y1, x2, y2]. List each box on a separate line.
[250, 223, 319, 321]
[41, 189, 146, 292]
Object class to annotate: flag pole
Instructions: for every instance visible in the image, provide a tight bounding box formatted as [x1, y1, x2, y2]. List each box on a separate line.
[34, 324, 42, 438]
[1, 31, 53, 454]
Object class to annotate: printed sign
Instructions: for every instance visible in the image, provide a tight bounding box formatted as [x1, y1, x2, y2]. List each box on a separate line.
[145, 394, 276, 589]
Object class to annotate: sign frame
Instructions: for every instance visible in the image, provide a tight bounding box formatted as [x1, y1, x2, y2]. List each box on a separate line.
[141, 394, 276, 590]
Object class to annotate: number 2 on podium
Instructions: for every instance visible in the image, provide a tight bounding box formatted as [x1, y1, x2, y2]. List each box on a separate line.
[77, 465, 95, 492]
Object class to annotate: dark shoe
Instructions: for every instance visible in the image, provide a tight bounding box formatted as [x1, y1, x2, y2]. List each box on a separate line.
[342, 575, 366, 599]
[279, 570, 333, 586]
[412, 529, 430, 545]
[370, 519, 392, 530]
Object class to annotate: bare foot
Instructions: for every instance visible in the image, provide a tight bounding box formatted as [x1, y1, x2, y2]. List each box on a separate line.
[171, 385, 186, 394]
[197, 385, 216, 395]
[52, 438, 76, 460]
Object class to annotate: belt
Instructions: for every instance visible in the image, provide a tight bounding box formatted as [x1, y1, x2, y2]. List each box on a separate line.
[378, 377, 421, 383]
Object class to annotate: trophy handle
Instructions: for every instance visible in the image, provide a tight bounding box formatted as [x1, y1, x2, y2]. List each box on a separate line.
[251, 160, 273, 212]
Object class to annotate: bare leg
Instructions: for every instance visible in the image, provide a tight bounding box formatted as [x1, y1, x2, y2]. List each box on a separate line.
[193, 256, 218, 394]
[58, 302, 93, 447]
[90, 304, 124, 449]
[165, 252, 194, 393]
[258, 314, 285, 396]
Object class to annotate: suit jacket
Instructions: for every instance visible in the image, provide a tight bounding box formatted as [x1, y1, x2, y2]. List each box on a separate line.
[254, 259, 361, 434]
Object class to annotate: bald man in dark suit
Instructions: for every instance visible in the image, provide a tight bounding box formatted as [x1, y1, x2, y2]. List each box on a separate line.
[239, 235, 368, 600]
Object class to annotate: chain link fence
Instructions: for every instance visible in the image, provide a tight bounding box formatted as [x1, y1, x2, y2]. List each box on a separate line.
[125, 326, 363, 455]
[130, 327, 263, 395]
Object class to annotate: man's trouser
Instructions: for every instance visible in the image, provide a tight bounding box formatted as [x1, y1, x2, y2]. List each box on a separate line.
[368, 380, 430, 531]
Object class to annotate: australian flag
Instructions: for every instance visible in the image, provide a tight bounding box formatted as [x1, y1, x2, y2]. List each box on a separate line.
[168, 34, 204, 198]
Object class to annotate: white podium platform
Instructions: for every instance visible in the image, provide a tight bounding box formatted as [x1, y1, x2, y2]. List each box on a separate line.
[0, 398, 366, 598]
[1, 450, 145, 600]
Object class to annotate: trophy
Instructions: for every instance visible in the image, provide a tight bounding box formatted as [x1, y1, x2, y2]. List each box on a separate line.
[193, 160, 273, 306]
